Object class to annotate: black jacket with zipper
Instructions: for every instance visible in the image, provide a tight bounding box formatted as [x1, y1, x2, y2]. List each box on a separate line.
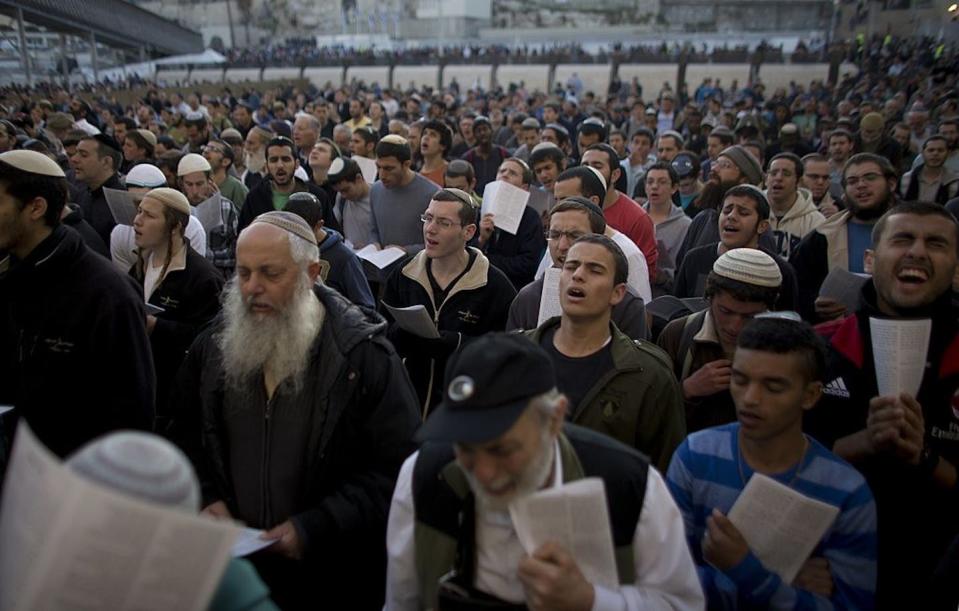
[0, 225, 155, 457]
[237, 177, 338, 233]
[380, 247, 516, 417]
[169, 285, 420, 608]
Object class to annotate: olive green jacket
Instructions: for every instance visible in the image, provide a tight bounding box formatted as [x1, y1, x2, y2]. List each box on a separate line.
[524, 318, 686, 472]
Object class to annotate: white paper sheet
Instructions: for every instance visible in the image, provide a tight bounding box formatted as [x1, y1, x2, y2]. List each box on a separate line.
[818, 268, 870, 313]
[193, 194, 224, 233]
[481, 180, 530, 235]
[869, 317, 932, 397]
[537, 267, 564, 326]
[727, 473, 840, 583]
[103, 188, 140, 226]
[382, 303, 440, 339]
[354, 244, 406, 269]
[231, 528, 277, 557]
[509, 478, 618, 590]
[0, 424, 241, 611]
[146, 303, 165, 316]
[353, 156, 378, 184]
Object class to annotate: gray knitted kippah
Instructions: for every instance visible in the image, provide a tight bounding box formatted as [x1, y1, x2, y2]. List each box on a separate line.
[66, 432, 200, 512]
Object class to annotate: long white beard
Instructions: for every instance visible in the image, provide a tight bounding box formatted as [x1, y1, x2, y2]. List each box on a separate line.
[217, 275, 323, 393]
[245, 149, 266, 174]
[461, 428, 556, 513]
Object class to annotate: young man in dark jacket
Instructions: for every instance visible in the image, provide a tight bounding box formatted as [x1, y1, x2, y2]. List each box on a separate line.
[804, 202, 959, 610]
[170, 212, 420, 610]
[238, 136, 336, 233]
[0, 150, 155, 457]
[381, 188, 516, 417]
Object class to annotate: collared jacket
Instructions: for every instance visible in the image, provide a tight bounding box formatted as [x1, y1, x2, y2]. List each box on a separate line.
[381, 248, 516, 417]
[170, 285, 420, 608]
[898, 165, 959, 205]
[657, 310, 735, 433]
[524, 318, 686, 472]
[804, 282, 959, 610]
[0, 225, 155, 457]
[130, 243, 223, 422]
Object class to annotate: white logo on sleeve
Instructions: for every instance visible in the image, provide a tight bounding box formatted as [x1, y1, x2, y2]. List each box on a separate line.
[823, 377, 850, 398]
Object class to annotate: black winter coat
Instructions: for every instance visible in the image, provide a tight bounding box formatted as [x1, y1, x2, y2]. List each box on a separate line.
[0, 226, 155, 457]
[130, 245, 223, 420]
[170, 285, 420, 609]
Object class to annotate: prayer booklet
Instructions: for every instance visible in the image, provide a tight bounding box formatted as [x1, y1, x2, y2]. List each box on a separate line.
[382, 303, 441, 339]
[818, 268, 870, 313]
[481, 180, 530, 235]
[193, 194, 224, 233]
[869, 317, 932, 397]
[0, 423, 241, 611]
[536, 267, 563, 326]
[353, 156, 378, 184]
[103, 188, 140, 226]
[231, 528, 277, 558]
[728, 473, 840, 583]
[354, 244, 406, 269]
[509, 478, 618, 590]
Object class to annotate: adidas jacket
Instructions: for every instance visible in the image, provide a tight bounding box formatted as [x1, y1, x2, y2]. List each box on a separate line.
[804, 281, 959, 608]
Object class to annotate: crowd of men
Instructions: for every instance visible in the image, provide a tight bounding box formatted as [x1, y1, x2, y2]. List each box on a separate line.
[0, 31, 958, 610]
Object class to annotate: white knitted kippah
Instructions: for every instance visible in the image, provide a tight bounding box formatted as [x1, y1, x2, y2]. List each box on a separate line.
[712, 248, 782, 288]
[252, 210, 318, 246]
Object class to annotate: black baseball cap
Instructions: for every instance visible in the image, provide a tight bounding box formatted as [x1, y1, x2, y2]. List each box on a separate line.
[416, 333, 557, 443]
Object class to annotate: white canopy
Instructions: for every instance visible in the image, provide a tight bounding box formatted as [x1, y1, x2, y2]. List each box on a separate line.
[154, 49, 226, 66]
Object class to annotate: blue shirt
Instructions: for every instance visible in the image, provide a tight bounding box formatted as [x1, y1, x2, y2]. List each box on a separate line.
[846, 221, 874, 273]
[666, 423, 877, 610]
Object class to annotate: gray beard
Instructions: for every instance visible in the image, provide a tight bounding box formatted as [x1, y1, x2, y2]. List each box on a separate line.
[216, 276, 323, 393]
[461, 427, 555, 514]
[245, 149, 266, 174]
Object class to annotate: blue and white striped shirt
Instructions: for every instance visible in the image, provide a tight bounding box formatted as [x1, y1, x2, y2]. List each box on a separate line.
[666, 423, 877, 610]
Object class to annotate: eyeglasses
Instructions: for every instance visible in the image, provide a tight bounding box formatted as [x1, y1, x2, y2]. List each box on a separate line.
[545, 229, 587, 242]
[202, 145, 226, 154]
[844, 172, 883, 186]
[713, 159, 737, 171]
[420, 214, 463, 229]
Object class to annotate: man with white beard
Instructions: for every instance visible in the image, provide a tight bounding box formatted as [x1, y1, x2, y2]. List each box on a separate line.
[171, 211, 420, 610]
[240, 125, 272, 191]
[385, 333, 704, 610]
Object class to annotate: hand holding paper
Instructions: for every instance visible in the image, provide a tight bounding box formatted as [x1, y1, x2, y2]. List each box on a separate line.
[382, 303, 441, 339]
[481, 180, 530, 235]
[727, 473, 840, 582]
[509, 478, 618, 590]
[517, 541, 597, 611]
